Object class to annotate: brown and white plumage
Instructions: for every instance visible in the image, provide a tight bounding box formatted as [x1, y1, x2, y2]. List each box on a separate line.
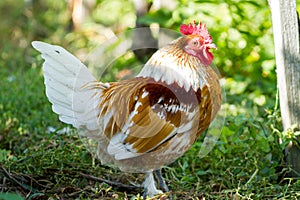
[32, 21, 222, 197]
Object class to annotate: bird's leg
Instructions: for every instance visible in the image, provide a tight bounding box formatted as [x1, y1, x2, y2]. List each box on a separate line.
[142, 171, 163, 199]
[154, 168, 169, 192]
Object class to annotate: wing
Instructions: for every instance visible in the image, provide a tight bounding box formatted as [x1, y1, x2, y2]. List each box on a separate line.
[32, 41, 100, 131]
[95, 78, 199, 160]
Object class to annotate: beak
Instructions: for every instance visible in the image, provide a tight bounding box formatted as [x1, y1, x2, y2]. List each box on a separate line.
[207, 43, 217, 50]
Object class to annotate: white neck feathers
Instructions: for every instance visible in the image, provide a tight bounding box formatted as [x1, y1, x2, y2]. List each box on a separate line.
[137, 45, 208, 92]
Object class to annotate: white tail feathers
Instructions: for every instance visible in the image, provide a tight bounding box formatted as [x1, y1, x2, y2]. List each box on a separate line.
[32, 41, 100, 131]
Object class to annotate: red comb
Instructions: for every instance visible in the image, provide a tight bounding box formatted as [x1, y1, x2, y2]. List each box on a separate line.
[180, 21, 212, 44]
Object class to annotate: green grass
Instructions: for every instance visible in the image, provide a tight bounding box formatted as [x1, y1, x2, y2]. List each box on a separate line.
[1, 0, 300, 199]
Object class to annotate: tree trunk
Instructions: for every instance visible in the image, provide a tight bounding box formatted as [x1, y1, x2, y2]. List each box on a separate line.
[269, 0, 300, 177]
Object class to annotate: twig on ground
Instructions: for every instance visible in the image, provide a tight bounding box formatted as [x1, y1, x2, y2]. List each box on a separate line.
[0, 166, 37, 193]
[80, 173, 140, 190]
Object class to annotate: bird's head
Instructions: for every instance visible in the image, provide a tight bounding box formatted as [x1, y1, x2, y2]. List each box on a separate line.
[180, 21, 216, 66]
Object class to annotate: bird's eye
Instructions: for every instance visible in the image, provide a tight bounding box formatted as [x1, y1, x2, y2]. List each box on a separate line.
[192, 40, 199, 47]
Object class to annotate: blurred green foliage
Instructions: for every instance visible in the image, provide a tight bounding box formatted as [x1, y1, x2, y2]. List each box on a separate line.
[1, 0, 300, 199]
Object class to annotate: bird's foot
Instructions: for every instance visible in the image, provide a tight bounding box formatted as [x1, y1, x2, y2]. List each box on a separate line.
[154, 169, 172, 199]
[142, 188, 163, 199]
[142, 170, 172, 199]
[142, 172, 163, 199]
[154, 169, 169, 192]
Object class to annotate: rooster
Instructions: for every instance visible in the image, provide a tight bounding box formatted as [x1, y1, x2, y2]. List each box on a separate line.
[32, 21, 222, 198]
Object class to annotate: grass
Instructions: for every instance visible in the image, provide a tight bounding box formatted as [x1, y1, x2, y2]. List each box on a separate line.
[1, 0, 300, 199]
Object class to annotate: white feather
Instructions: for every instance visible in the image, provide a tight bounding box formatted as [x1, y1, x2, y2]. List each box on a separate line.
[138, 50, 200, 92]
[107, 133, 139, 160]
[177, 118, 194, 133]
[32, 41, 100, 131]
